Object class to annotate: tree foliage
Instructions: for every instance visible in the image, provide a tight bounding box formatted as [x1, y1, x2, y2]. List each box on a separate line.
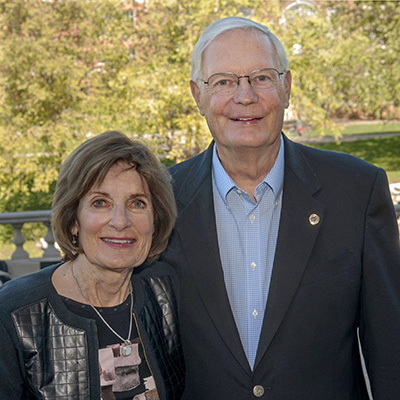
[0, 0, 398, 229]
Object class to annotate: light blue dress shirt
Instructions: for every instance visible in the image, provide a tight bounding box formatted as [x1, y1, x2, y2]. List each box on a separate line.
[212, 135, 284, 370]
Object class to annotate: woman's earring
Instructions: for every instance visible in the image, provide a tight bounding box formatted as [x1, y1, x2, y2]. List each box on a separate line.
[72, 234, 78, 246]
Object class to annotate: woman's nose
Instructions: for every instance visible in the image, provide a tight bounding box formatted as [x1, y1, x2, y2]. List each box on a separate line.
[109, 206, 132, 230]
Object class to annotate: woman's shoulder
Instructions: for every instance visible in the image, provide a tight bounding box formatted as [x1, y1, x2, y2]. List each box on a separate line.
[0, 264, 60, 310]
[133, 260, 176, 279]
[132, 261, 179, 304]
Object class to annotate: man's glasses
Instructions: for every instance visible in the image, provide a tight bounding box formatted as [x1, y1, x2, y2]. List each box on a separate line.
[202, 68, 285, 95]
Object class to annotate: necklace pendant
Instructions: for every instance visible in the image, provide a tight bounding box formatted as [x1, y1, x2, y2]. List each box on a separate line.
[121, 341, 132, 357]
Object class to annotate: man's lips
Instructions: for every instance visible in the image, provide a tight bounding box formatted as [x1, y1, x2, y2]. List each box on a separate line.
[231, 117, 262, 122]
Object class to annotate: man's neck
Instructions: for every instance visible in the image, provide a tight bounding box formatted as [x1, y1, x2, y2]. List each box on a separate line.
[216, 142, 281, 201]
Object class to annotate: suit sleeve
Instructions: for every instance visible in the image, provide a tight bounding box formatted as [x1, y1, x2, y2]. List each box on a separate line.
[359, 168, 400, 399]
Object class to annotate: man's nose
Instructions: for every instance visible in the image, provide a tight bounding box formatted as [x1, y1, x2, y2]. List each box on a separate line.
[233, 77, 258, 104]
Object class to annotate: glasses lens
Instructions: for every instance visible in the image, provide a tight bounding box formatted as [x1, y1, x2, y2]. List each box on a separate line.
[207, 73, 237, 94]
[251, 69, 280, 90]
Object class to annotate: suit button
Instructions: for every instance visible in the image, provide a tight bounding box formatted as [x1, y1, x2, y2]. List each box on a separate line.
[253, 385, 265, 397]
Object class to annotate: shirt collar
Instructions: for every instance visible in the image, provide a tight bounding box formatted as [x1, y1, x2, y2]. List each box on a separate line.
[212, 135, 285, 201]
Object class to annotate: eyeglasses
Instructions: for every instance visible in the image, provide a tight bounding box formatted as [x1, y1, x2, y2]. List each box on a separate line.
[202, 68, 285, 95]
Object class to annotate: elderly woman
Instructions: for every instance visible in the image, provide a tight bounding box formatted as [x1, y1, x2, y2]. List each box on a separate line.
[0, 131, 184, 400]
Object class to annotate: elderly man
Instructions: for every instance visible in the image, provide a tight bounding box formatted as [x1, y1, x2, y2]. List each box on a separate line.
[162, 16, 400, 399]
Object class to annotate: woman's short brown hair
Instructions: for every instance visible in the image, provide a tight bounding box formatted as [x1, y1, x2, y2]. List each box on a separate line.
[52, 131, 176, 264]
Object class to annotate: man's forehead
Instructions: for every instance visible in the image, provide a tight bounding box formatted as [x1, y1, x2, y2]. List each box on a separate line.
[201, 29, 274, 74]
[206, 28, 271, 50]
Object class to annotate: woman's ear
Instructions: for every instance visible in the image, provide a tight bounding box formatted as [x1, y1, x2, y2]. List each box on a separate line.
[71, 221, 79, 236]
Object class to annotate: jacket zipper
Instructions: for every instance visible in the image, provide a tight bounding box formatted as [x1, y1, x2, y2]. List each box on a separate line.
[132, 312, 161, 399]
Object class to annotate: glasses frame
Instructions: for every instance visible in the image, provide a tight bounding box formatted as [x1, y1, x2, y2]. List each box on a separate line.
[202, 68, 285, 93]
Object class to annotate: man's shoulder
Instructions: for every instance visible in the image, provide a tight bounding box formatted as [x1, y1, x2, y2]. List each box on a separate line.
[168, 144, 213, 195]
[283, 137, 386, 198]
[287, 138, 380, 177]
[169, 146, 211, 175]
[169, 141, 214, 174]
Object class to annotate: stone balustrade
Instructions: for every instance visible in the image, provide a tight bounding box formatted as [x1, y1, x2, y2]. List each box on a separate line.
[0, 210, 61, 278]
[0, 201, 399, 279]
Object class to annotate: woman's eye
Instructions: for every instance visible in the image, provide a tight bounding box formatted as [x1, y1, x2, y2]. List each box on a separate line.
[93, 199, 106, 207]
[133, 200, 145, 208]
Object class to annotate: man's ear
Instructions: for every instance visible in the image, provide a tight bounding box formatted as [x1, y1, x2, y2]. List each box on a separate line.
[190, 80, 205, 116]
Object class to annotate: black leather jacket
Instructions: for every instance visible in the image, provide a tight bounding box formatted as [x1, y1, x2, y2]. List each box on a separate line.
[0, 262, 185, 399]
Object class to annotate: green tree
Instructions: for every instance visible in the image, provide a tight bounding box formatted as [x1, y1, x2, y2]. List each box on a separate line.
[118, 0, 264, 161]
[0, 0, 398, 244]
[0, 0, 135, 212]
[0, 0, 138, 242]
[327, 0, 400, 119]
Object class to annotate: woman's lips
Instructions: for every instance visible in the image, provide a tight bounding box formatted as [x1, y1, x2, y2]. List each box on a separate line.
[101, 238, 136, 247]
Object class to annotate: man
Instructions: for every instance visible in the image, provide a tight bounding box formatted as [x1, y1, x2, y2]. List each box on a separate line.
[162, 16, 400, 399]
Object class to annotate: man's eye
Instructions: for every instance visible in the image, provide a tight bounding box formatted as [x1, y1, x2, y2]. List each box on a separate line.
[217, 79, 229, 86]
[213, 78, 235, 87]
[256, 75, 270, 82]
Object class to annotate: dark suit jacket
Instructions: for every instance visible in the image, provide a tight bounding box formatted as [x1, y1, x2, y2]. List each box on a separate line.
[162, 135, 400, 400]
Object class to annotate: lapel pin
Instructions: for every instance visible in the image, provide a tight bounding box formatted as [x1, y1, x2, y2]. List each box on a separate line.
[309, 213, 320, 225]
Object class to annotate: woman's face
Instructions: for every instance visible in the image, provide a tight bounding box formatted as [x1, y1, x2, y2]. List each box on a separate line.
[73, 162, 154, 272]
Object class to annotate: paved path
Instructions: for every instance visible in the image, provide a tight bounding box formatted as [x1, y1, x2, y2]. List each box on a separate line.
[291, 131, 400, 144]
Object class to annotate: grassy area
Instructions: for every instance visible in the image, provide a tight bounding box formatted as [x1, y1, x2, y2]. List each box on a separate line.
[340, 121, 400, 136]
[309, 136, 400, 183]
[296, 120, 400, 138]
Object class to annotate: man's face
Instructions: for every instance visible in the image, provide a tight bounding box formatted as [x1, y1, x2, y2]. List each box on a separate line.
[191, 29, 291, 158]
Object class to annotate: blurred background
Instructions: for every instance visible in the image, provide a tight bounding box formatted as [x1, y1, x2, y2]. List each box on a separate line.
[0, 0, 399, 260]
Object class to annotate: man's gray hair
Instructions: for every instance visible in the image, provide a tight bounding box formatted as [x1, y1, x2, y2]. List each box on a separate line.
[191, 16, 289, 83]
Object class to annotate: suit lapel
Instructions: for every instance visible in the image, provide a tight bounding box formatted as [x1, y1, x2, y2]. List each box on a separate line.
[174, 138, 326, 372]
[254, 137, 325, 369]
[174, 143, 251, 373]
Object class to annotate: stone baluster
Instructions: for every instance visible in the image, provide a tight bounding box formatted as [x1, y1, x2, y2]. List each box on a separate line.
[10, 222, 30, 260]
[43, 221, 61, 259]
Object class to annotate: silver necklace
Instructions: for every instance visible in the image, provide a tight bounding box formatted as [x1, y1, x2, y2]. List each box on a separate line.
[71, 265, 134, 357]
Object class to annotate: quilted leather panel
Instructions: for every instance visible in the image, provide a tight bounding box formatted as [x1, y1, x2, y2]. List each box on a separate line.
[141, 276, 185, 400]
[12, 300, 90, 399]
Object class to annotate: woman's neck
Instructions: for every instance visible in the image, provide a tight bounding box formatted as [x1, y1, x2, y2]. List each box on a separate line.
[52, 259, 133, 307]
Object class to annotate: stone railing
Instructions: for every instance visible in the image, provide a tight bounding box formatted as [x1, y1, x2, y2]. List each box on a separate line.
[391, 183, 400, 232]
[393, 203, 400, 219]
[0, 201, 399, 279]
[0, 210, 61, 278]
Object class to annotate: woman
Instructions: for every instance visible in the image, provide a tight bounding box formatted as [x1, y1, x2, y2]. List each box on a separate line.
[0, 131, 184, 399]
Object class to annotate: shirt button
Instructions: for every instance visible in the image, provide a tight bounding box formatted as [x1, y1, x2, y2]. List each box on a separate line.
[249, 214, 255, 222]
[252, 309, 259, 318]
[253, 385, 265, 397]
[275, 200, 279, 207]
[236, 189, 242, 194]
[251, 262, 256, 270]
